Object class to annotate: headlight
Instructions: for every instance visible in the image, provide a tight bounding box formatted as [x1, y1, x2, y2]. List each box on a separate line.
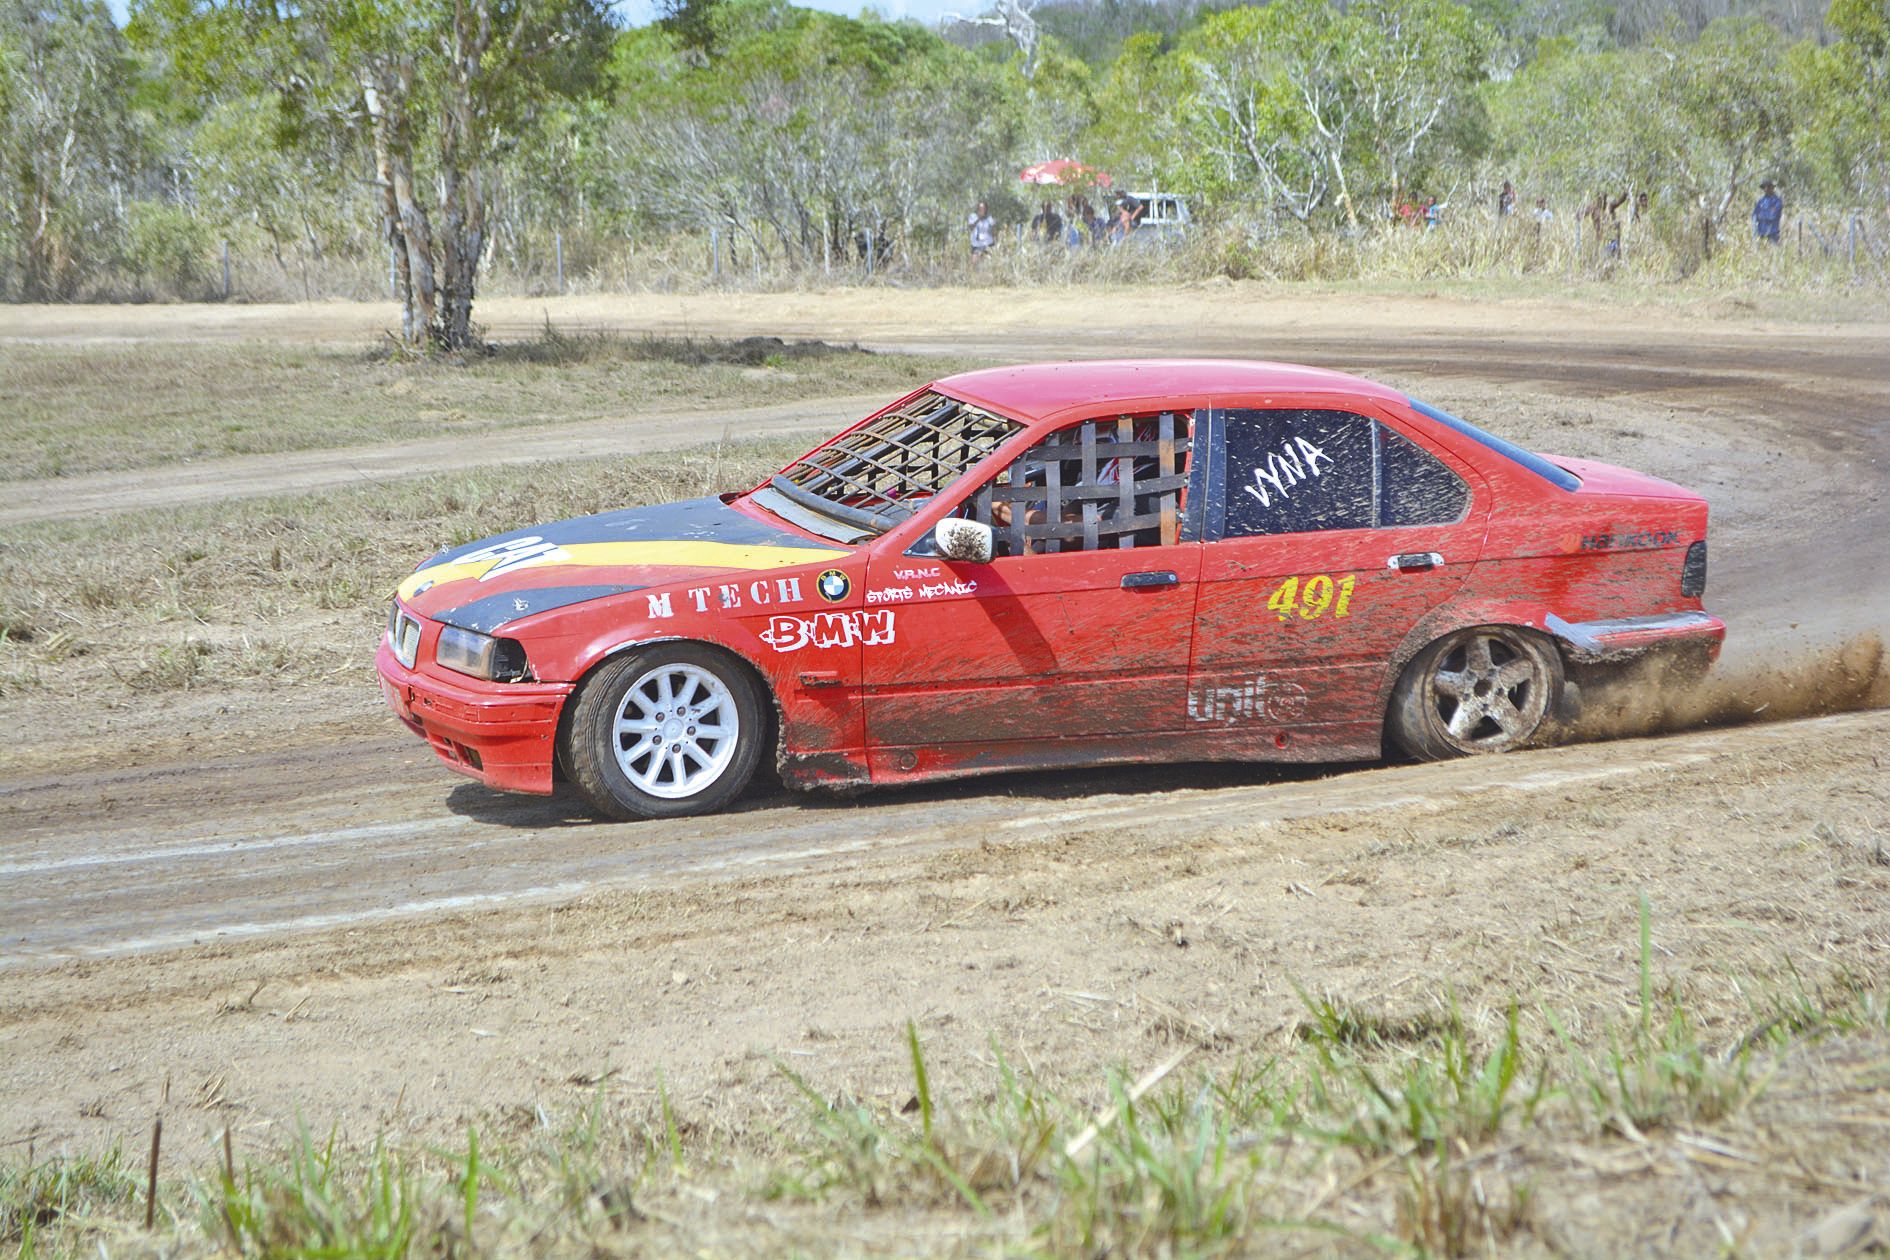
[387, 602, 421, 669]
[435, 625, 530, 682]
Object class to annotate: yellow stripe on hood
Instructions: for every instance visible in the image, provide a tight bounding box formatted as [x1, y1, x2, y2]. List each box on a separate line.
[398, 539, 848, 601]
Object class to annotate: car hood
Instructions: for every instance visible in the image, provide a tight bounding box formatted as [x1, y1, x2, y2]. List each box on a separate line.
[396, 496, 850, 633]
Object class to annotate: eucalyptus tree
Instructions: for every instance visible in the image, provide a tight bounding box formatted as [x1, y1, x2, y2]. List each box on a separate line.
[134, 0, 615, 348]
[1790, 0, 1889, 206]
[0, 0, 141, 298]
[608, 1, 1022, 266]
[1176, 0, 1489, 225]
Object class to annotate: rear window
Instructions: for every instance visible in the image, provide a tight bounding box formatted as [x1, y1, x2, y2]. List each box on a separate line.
[1408, 398, 1581, 492]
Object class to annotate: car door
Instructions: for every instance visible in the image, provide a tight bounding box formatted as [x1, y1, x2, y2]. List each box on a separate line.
[1189, 405, 1488, 734]
[863, 410, 1202, 750]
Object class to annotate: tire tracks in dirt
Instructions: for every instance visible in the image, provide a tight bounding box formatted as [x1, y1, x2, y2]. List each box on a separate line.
[4, 708, 1880, 968]
[0, 394, 882, 528]
[2, 294, 1885, 968]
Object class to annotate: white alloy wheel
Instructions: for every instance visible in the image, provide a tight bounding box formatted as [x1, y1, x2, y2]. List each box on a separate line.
[611, 662, 741, 799]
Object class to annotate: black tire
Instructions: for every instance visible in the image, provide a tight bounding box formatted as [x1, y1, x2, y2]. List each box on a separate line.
[562, 644, 768, 820]
[1388, 625, 1563, 760]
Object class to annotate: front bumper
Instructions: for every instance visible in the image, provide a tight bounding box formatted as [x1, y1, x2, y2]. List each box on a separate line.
[376, 640, 573, 795]
[1545, 610, 1726, 664]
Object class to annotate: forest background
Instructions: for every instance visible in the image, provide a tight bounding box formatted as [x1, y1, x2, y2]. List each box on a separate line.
[3, 0, 1886, 346]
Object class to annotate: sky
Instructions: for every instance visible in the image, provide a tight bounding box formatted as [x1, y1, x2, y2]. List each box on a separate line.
[617, 0, 970, 20]
[105, 0, 975, 27]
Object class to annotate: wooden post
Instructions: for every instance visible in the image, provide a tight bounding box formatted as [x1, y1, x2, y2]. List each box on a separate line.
[144, 1116, 162, 1229]
[711, 227, 720, 280]
[220, 241, 231, 301]
[866, 228, 875, 279]
[555, 230, 564, 295]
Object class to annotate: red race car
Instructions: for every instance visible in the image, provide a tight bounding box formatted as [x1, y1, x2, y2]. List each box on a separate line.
[377, 360, 1723, 820]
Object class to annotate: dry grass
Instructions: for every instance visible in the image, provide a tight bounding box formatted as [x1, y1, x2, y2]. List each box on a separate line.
[0, 437, 806, 701]
[529, 215, 1890, 305]
[5, 968, 1884, 1257]
[0, 332, 981, 480]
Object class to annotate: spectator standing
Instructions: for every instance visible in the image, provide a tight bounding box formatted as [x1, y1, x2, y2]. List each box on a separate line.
[967, 202, 996, 265]
[1752, 181, 1782, 243]
[1423, 197, 1442, 230]
[1498, 180, 1516, 217]
[1031, 200, 1064, 245]
[1532, 196, 1553, 242]
[1111, 193, 1145, 243]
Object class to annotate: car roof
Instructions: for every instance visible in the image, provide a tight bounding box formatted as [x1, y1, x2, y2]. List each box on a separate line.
[933, 359, 1405, 425]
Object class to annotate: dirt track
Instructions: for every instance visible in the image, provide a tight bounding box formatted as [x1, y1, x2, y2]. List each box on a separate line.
[2, 289, 1888, 1182]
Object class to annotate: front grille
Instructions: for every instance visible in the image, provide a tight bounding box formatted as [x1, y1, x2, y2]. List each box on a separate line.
[1681, 541, 1708, 597]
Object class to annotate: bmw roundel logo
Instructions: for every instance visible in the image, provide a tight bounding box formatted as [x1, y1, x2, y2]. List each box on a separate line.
[817, 569, 850, 602]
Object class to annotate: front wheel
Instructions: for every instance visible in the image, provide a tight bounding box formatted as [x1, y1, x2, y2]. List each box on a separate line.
[1388, 626, 1562, 760]
[563, 645, 768, 820]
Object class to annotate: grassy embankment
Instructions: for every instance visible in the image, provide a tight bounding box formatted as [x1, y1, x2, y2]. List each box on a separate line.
[0, 331, 976, 480]
[0, 334, 981, 706]
[5, 907, 1886, 1258]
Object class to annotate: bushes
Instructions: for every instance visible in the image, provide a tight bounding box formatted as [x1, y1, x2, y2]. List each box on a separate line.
[124, 202, 216, 300]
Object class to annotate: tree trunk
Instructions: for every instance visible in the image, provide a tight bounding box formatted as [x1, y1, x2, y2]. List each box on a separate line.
[435, 0, 491, 350]
[362, 72, 418, 344]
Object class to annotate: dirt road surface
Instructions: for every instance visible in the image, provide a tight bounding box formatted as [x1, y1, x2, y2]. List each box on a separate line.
[2, 290, 1887, 1237]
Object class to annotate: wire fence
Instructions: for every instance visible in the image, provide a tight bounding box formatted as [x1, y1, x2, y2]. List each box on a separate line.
[11, 206, 1885, 305]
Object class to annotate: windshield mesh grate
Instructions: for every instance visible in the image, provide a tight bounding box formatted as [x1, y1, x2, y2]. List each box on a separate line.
[775, 391, 1018, 531]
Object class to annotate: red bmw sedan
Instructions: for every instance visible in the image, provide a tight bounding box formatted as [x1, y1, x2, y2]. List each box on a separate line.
[377, 360, 1724, 819]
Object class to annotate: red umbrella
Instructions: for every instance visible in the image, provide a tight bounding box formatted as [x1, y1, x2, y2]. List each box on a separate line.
[1019, 159, 1112, 189]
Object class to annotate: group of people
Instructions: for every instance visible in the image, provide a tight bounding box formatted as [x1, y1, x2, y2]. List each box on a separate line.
[1394, 195, 1446, 229]
[970, 176, 1791, 264]
[966, 192, 1150, 263]
[1495, 178, 1788, 247]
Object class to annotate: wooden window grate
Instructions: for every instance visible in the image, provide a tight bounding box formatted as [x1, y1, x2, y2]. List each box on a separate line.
[972, 412, 1191, 554]
[775, 391, 1017, 533]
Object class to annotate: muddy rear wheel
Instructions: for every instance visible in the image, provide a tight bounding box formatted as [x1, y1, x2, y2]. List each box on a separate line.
[1388, 626, 1562, 760]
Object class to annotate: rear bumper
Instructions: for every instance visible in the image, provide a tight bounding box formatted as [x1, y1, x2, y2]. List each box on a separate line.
[376, 640, 573, 795]
[1545, 610, 1726, 664]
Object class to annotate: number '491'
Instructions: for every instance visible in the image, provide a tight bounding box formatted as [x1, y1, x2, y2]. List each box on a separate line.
[1266, 574, 1356, 622]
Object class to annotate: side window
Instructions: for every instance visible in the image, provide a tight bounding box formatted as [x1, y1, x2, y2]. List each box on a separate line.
[966, 411, 1193, 557]
[1379, 426, 1470, 526]
[1220, 409, 1470, 537]
[1223, 409, 1375, 537]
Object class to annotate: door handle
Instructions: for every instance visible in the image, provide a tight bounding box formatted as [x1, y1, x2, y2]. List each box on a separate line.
[1387, 552, 1445, 572]
[1121, 570, 1179, 589]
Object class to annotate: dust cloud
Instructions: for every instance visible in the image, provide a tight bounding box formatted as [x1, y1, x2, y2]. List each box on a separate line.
[1567, 632, 1890, 742]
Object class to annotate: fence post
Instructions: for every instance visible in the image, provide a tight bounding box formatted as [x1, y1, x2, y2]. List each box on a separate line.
[866, 228, 875, 279]
[1849, 216, 1858, 273]
[711, 227, 720, 280]
[221, 240, 231, 301]
[555, 230, 564, 295]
